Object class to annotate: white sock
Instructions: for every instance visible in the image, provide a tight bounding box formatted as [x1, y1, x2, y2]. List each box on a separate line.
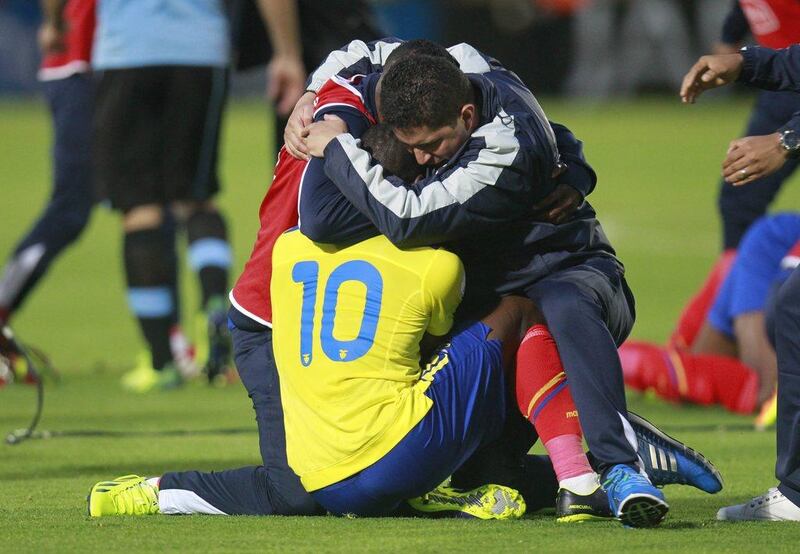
[560, 472, 601, 495]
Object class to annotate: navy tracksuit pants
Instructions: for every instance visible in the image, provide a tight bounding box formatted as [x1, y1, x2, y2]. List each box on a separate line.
[159, 311, 322, 515]
[160, 309, 560, 515]
[719, 90, 800, 250]
[775, 267, 800, 506]
[0, 74, 94, 315]
[526, 256, 639, 472]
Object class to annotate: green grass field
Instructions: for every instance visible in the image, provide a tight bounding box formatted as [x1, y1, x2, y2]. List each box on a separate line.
[2, 96, 800, 552]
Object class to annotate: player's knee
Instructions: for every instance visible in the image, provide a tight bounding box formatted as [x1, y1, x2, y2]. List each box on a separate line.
[538, 282, 592, 329]
[123, 204, 163, 232]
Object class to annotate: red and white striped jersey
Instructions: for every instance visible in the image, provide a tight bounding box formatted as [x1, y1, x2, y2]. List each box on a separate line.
[229, 75, 375, 326]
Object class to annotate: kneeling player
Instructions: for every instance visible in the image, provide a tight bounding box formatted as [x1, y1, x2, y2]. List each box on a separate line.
[85, 98, 720, 523]
[620, 212, 800, 425]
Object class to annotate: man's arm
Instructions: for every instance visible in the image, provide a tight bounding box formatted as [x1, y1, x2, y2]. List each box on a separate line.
[38, 0, 67, 54]
[681, 46, 800, 185]
[254, 0, 306, 117]
[290, 39, 503, 159]
[285, 38, 403, 158]
[319, 127, 538, 248]
[681, 46, 800, 103]
[534, 122, 596, 223]
[297, 107, 377, 244]
[739, 46, 800, 93]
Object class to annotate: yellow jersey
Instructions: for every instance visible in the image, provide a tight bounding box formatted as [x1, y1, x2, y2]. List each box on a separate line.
[271, 230, 464, 491]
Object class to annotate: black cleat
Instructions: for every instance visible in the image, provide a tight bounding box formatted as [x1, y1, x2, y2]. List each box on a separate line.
[556, 485, 615, 523]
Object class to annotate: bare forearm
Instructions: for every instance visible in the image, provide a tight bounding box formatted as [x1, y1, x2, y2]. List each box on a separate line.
[255, 0, 302, 59]
[40, 0, 67, 27]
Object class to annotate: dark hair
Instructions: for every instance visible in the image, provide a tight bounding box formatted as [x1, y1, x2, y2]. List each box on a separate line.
[379, 55, 472, 130]
[360, 124, 421, 182]
[384, 39, 458, 70]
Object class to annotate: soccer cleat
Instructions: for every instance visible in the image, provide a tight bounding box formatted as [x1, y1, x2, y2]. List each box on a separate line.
[121, 357, 182, 393]
[556, 485, 614, 523]
[407, 484, 526, 520]
[603, 464, 669, 528]
[88, 475, 160, 517]
[717, 487, 800, 521]
[754, 390, 777, 431]
[629, 410, 723, 494]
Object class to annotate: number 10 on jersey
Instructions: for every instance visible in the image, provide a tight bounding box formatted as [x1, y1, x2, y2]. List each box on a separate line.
[291, 260, 383, 366]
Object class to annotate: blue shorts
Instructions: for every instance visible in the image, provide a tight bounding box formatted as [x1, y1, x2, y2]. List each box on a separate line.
[311, 321, 507, 516]
[709, 213, 800, 337]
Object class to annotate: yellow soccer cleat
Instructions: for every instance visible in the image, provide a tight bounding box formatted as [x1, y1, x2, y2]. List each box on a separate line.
[755, 390, 778, 431]
[87, 475, 160, 517]
[407, 484, 526, 520]
[121, 355, 182, 393]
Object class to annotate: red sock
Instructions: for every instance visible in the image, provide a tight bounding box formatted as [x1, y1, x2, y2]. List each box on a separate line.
[619, 341, 758, 414]
[515, 325, 592, 482]
[618, 339, 662, 392]
[677, 351, 759, 414]
[669, 250, 736, 350]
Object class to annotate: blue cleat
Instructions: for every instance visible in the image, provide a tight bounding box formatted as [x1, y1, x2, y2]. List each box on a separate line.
[628, 411, 723, 494]
[603, 464, 669, 528]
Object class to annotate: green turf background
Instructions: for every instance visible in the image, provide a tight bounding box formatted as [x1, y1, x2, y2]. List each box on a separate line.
[2, 97, 800, 552]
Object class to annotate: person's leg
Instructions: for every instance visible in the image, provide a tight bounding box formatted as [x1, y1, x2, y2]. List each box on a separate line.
[94, 67, 183, 389]
[0, 74, 94, 323]
[121, 205, 180, 380]
[163, 66, 233, 379]
[717, 267, 800, 521]
[93, 311, 323, 517]
[775, 268, 800, 508]
[311, 321, 514, 517]
[528, 258, 668, 527]
[621, 259, 756, 411]
[180, 202, 232, 381]
[451, 297, 602, 517]
[449, 412, 558, 514]
[528, 259, 636, 471]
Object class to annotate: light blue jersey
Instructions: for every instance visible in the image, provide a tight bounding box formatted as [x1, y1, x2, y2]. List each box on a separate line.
[93, 0, 230, 70]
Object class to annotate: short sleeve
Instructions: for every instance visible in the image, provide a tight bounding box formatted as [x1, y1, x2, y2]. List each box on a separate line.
[421, 250, 465, 337]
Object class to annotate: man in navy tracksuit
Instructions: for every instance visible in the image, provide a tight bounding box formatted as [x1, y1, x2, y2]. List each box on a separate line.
[715, 1, 800, 249]
[683, 44, 800, 520]
[301, 40, 670, 527]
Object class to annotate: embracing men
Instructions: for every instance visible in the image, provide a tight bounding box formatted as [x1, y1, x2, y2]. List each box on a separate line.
[87, 39, 720, 528]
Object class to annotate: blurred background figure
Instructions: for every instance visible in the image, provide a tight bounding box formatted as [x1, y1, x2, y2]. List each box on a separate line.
[620, 213, 800, 418]
[229, 0, 382, 154]
[0, 0, 95, 383]
[667, 0, 800, 415]
[92, 0, 234, 392]
[0, 0, 786, 395]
